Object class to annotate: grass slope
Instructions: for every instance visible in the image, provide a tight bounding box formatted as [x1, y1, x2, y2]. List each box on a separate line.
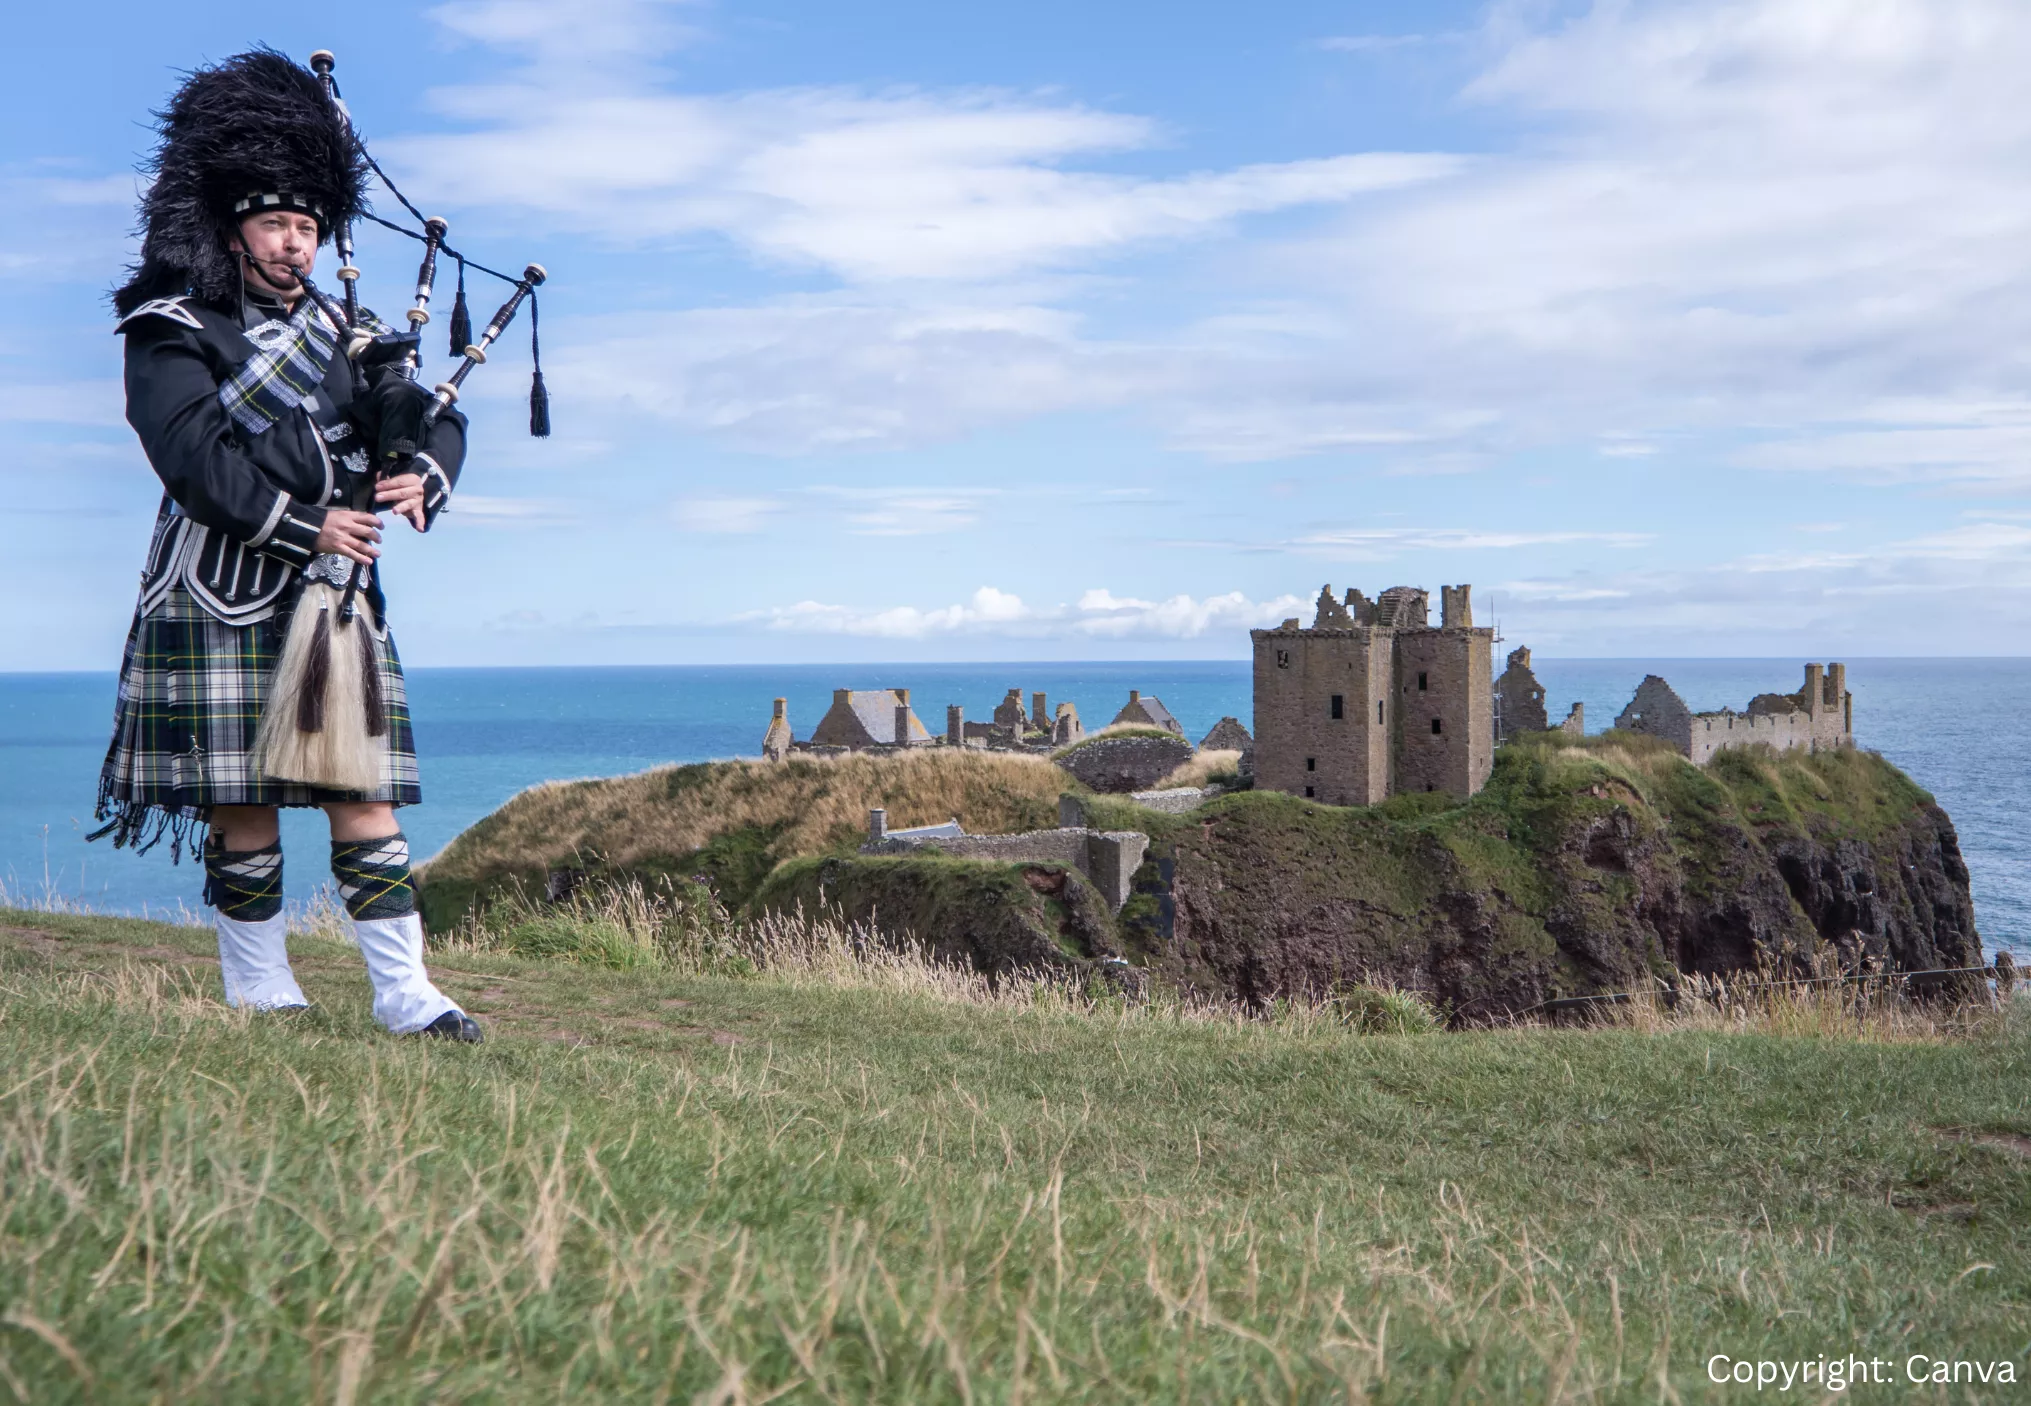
[3, 908, 2027, 1401]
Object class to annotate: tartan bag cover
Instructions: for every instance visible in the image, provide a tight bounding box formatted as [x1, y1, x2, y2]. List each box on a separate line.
[93, 582, 421, 858]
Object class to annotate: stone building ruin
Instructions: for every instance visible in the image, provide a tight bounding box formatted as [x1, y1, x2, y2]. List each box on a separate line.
[1110, 690, 1184, 736]
[1616, 664, 1852, 764]
[861, 805, 1150, 912]
[1251, 583, 1495, 804]
[763, 684, 1087, 759]
[1198, 717, 1252, 752]
[946, 688, 1083, 750]
[1493, 647, 1584, 743]
[760, 689, 935, 759]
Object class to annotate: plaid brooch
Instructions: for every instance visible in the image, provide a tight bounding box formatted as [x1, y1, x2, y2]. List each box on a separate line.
[217, 298, 339, 437]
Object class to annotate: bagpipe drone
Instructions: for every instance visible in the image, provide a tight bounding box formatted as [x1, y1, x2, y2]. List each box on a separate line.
[250, 50, 549, 793]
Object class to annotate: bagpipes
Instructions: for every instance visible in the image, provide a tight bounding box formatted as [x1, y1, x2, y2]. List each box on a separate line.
[254, 50, 548, 793]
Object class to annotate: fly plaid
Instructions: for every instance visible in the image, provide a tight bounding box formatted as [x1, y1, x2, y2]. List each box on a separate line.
[92, 580, 420, 859]
[217, 297, 339, 437]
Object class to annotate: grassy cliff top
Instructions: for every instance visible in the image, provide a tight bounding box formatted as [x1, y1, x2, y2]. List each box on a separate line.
[419, 748, 1079, 927]
[420, 730, 1949, 957]
[1, 906, 2025, 1400]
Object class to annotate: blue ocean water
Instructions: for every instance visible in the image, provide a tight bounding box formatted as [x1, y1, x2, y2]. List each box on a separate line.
[2, 660, 2021, 959]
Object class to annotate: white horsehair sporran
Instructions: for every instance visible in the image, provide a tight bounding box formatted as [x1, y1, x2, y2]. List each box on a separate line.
[254, 553, 388, 792]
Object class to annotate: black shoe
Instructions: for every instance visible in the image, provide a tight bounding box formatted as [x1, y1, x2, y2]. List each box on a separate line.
[418, 1010, 483, 1043]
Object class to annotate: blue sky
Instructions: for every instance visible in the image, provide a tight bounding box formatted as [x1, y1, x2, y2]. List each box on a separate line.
[6, 0, 2030, 669]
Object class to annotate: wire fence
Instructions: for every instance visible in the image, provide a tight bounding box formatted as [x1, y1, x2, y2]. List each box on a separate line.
[1528, 960, 2015, 1019]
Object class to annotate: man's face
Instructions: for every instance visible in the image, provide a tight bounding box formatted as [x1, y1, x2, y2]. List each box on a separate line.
[231, 210, 320, 291]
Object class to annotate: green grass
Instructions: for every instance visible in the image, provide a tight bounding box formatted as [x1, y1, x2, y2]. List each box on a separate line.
[2, 906, 2028, 1401]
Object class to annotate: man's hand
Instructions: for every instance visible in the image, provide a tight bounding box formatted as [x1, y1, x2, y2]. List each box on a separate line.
[375, 473, 429, 532]
[314, 509, 383, 566]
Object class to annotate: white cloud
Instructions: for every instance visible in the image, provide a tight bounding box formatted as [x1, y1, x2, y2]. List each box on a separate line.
[539, 300, 1153, 452]
[0, 381, 123, 427]
[1492, 517, 2031, 651]
[390, 83, 1458, 283]
[1317, 34, 1458, 53]
[1294, 527, 1653, 556]
[346, 0, 2031, 473]
[442, 495, 572, 525]
[754, 586, 1307, 640]
[672, 496, 783, 534]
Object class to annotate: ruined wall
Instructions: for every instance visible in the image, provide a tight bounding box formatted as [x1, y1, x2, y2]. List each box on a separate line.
[1493, 647, 1549, 739]
[1616, 677, 1695, 755]
[1055, 733, 1195, 793]
[1621, 665, 1853, 765]
[863, 827, 1150, 911]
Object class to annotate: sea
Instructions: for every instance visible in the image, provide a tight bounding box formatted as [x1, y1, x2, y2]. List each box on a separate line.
[2, 660, 2022, 960]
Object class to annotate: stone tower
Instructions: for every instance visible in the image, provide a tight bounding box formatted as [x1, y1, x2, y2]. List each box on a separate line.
[1250, 583, 1495, 804]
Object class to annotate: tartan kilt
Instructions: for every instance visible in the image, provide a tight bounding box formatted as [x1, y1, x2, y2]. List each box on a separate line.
[94, 580, 420, 857]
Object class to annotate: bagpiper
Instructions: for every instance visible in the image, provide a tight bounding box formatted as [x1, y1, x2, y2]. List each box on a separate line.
[94, 49, 480, 1041]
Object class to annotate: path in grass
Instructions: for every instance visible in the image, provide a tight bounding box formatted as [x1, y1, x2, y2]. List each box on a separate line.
[2, 908, 2028, 1402]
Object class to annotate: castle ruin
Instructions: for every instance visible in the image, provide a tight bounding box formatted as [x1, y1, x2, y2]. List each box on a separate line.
[1494, 647, 1584, 742]
[1251, 584, 1495, 804]
[1616, 665, 1852, 764]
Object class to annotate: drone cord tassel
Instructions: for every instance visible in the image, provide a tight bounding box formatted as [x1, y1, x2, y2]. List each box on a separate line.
[528, 292, 550, 438]
[448, 256, 471, 359]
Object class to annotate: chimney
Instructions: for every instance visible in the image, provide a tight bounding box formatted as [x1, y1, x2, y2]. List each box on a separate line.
[895, 703, 912, 744]
[1129, 689, 1140, 703]
[1828, 662, 1847, 708]
[772, 697, 786, 718]
[1803, 663, 1824, 712]
[868, 808, 887, 842]
[946, 704, 963, 746]
[895, 688, 910, 706]
[832, 688, 850, 706]
[1032, 691, 1048, 728]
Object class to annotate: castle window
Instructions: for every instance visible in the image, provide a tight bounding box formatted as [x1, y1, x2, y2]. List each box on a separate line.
[1431, 718, 1443, 735]
[1330, 694, 1344, 720]
[1304, 786, 1315, 798]
[1377, 700, 1384, 724]
[1305, 757, 1316, 772]
[1417, 672, 1428, 692]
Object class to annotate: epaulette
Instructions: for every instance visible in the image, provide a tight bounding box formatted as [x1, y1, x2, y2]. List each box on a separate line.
[115, 297, 205, 333]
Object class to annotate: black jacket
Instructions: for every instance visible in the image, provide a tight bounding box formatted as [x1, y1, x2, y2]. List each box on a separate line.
[118, 292, 465, 625]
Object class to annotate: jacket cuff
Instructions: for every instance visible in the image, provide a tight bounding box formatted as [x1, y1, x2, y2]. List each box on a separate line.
[260, 501, 328, 568]
[416, 452, 454, 530]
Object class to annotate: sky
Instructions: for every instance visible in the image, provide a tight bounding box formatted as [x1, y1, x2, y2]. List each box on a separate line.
[5, 0, 2030, 669]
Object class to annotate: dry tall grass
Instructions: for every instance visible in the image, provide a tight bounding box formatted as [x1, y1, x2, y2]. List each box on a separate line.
[422, 748, 1074, 886]
[437, 876, 2011, 1042]
[1153, 749, 1242, 791]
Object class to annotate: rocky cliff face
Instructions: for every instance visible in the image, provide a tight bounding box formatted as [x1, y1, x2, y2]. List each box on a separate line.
[1105, 737, 1980, 1019]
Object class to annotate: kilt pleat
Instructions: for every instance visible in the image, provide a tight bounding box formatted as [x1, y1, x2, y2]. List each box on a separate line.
[93, 582, 420, 859]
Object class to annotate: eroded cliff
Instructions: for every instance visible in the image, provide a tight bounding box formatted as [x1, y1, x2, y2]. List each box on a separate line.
[1093, 734, 1978, 1017]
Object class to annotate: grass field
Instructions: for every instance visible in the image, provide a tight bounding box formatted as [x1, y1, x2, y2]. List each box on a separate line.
[2, 904, 2027, 1402]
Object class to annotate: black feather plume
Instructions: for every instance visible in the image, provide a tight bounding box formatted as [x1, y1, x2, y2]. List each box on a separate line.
[114, 48, 370, 315]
